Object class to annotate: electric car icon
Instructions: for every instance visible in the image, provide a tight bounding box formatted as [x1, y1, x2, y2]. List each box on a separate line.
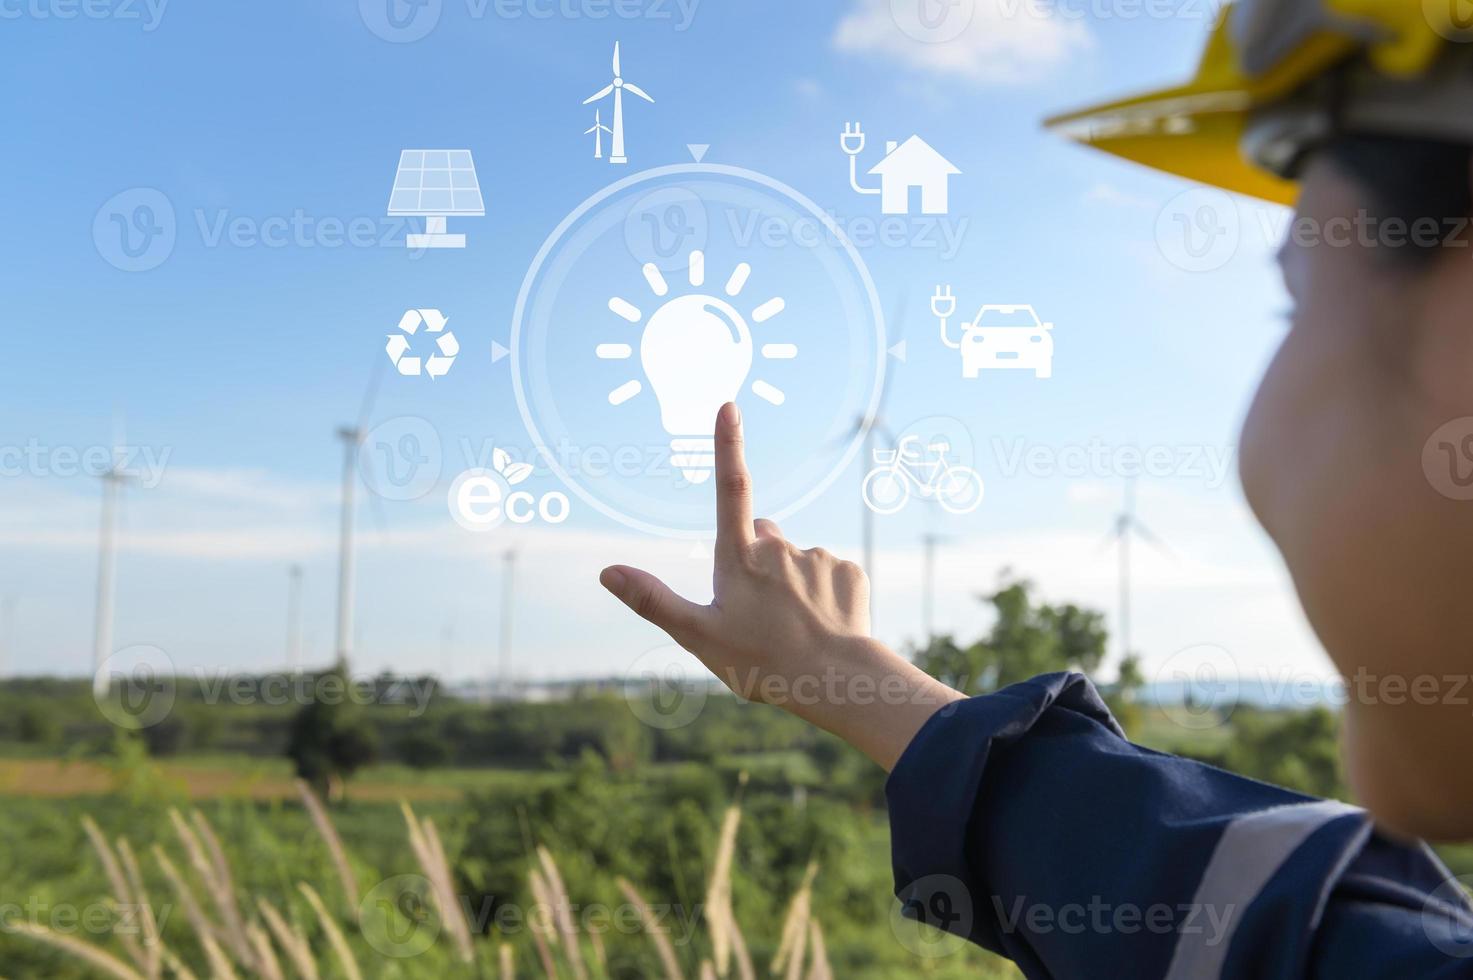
[932, 286, 1054, 380]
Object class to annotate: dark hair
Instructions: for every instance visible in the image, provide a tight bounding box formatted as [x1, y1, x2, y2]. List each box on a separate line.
[1321, 135, 1473, 263]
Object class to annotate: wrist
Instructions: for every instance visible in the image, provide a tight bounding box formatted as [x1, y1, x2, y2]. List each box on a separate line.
[786, 636, 966, 771]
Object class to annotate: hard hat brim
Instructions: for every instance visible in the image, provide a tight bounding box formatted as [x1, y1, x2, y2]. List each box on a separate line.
[1043, 15, 1365, 207]
[1044, 87, 1299, 206]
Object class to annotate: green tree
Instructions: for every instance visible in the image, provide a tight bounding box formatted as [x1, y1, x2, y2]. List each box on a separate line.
[1105, 653, 1146, 738]
[916, 575, 1108, 695]
[284, 662, 378, 801]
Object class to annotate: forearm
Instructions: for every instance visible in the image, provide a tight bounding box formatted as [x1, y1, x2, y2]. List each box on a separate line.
[722, 637, 965, 771]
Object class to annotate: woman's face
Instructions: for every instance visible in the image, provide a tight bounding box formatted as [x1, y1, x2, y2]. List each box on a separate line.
[1239, 155, 1473, 838]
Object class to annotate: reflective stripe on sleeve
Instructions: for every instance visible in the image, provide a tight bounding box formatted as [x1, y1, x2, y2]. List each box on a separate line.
[1164, 799, 1363, 980]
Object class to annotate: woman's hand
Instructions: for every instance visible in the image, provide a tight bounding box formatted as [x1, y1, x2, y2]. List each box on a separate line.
[599, 402, 965, 770]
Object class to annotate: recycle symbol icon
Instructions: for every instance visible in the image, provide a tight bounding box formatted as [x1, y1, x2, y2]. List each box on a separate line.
[386, 309, 458, 378]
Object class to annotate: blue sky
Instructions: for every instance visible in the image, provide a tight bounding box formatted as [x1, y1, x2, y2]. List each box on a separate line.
[0, 0, 1332, 691]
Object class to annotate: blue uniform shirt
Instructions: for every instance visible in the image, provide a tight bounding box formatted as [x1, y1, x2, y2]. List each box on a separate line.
[886, 672, 1473, 978]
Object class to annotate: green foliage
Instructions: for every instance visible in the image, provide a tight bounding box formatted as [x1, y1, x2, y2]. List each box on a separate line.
[1221, 706, 1346, 800]
[916, 574, 1108, 694]
[14, 703, 59, 745]
[284, 661, 379, 799]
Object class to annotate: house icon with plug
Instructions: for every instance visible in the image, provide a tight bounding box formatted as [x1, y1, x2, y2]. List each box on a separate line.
[842, 124, 960, 216]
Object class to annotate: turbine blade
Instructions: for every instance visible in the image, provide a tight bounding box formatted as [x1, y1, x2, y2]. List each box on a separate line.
[583, 84, 614, 104]
[356, 354, 386, 432]
[877, 287, 908, 415]
[823, 416, 865, 451]
[1132, 520, 1177, 561]
[623, 82, 654, 103]
[612, 41, 621, 76]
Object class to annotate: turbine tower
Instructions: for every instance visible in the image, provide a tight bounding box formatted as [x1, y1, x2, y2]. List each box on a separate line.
[286, 564, 303, 673]
[497, 549, 517, 700]
[921, 532, 953, 642]
[830, 292, 904, 623]
[0, 597, 15, 679]
[1103, 478, 1172, 661]
[332, 360, 384, 671]
[92, 425, 132, 698]
[333, 425, 361, 667]
[583, 42, 654, 165]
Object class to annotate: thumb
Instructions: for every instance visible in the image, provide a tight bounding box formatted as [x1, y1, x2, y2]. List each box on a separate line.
[600, 565, 706, 641]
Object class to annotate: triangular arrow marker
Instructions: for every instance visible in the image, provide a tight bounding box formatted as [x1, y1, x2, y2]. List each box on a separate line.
[888, 340, 907, 363]
[687, 144, 710, 163]
[490, 341, 510, 364]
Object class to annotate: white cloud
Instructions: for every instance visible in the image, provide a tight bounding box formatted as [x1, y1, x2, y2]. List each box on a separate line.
[833, 0, 1093, 85]
[1082, 181, 1157, 211]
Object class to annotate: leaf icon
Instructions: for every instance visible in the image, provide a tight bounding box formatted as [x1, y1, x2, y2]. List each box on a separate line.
[492, 448, 511, 474]
[503, 463, 534, 486]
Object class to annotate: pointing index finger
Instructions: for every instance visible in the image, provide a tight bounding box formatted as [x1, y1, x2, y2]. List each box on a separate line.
[714, 402, 755, 560]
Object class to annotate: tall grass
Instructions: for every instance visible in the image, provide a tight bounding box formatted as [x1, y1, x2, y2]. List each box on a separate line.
[15, 779, 836, 979]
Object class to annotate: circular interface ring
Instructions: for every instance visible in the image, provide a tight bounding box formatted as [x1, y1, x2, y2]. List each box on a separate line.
[510, 163, 887, 538]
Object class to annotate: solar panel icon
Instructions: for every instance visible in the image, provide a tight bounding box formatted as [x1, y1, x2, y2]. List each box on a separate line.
[387, 149, 485, 249]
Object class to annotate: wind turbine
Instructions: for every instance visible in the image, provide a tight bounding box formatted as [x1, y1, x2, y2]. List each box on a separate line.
[1102, 478, 1173, 661]
[92, 419, 133, 699]
[921, 532, 954, 643]
[584, 109, 613, 160]
[582, 42, 654, 165]
[828, 292, 905, 623]
[497, 549, 517, 700]
[0, 597, 15, 679]
[332, 359, 385, 672]
[286, 564, 303, 673]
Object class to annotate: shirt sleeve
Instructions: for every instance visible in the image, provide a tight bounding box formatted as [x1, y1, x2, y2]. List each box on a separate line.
[884, 671, 1473, 979]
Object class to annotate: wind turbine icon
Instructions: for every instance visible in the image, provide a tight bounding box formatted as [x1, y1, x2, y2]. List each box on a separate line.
[584, 109, 613, 160]
[582, 42, 654, 165]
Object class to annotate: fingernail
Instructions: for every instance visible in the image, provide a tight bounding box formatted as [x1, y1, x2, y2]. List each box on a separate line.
[600, 567, 626, 592]
[720, 402, 741, 426]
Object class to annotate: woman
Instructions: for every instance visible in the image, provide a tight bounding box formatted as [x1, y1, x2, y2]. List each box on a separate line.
[601, 2, 1473, 976]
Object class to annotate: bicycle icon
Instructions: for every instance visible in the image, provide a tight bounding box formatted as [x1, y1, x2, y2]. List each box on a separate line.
[861, 436, 984, 515]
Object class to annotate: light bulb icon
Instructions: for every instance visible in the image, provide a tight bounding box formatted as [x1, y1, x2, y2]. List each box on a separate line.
[600, 250, 795, 484]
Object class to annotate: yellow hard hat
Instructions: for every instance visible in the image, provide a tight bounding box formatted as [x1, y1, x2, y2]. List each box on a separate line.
[1046, 0, 1471, 205]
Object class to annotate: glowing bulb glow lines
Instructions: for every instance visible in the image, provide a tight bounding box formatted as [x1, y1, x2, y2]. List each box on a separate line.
[602, 249, 796, 484]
